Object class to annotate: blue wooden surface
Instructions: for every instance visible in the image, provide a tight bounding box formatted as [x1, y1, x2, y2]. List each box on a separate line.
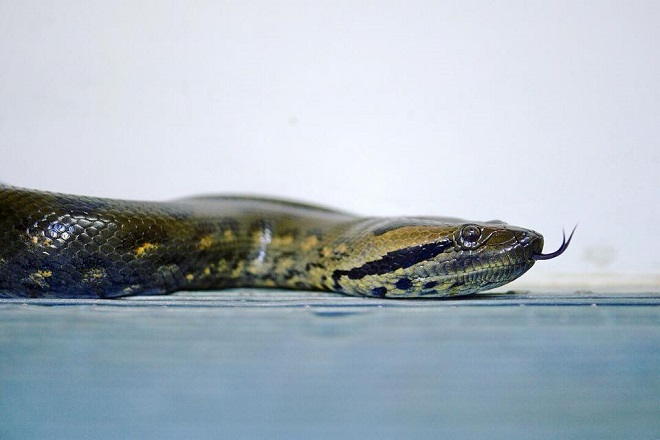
[1, 291, 659, 439]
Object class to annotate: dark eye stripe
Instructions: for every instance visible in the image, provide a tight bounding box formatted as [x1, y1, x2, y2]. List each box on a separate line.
[333, 239, 452, 282]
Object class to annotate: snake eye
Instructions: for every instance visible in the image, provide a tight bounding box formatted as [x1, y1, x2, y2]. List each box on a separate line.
[459, 225, 482, 248]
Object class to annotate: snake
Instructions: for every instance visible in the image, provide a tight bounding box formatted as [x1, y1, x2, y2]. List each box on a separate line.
[0, 185, 573, 299]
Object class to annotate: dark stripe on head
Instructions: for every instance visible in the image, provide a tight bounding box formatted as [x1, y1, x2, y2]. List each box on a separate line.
[333, 239, 452, 283]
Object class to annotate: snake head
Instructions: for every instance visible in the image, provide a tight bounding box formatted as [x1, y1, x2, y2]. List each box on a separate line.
[331, 218, 550, 298]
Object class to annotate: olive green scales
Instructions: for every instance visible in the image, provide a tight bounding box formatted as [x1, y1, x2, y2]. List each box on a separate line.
[0, 185, 570, 299]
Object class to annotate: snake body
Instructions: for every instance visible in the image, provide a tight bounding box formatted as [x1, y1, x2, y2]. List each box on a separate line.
[0, 185, 555, 299]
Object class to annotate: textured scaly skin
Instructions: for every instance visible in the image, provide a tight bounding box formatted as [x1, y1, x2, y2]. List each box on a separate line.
[0, 185, 544, 299]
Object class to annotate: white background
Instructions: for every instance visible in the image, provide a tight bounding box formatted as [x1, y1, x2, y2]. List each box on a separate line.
[1, 1, 658, 286]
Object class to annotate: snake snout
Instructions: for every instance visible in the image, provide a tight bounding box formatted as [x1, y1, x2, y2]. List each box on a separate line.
[526, 231, 545, 258]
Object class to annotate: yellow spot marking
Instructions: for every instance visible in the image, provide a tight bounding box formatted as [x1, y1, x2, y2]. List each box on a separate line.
[335, 243, 347, 254]
[203, 267, 211, 276]
[272, 234, 294, 246]
[135, 242, 159, 257]
[185, 273, 195, 281]
[216, 259, 230, 275]
[198, 235, 214, 250]
[231, 260, 245, 278]
[82, 268, 106, 283]
[223, 229, 234, 240]
[301, 235, 319, 252]
[123, 285, 141, 294]
[275, 257, 295, 273]
[30, 235, 53, 247]
[321, 246, 332, 257]
[29, 270, 53, 288]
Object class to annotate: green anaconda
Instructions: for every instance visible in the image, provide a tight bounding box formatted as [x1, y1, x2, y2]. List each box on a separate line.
[0, 185, 573, 299]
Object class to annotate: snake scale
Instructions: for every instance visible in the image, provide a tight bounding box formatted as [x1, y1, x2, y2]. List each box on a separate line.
[0, 185, 572, 299]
